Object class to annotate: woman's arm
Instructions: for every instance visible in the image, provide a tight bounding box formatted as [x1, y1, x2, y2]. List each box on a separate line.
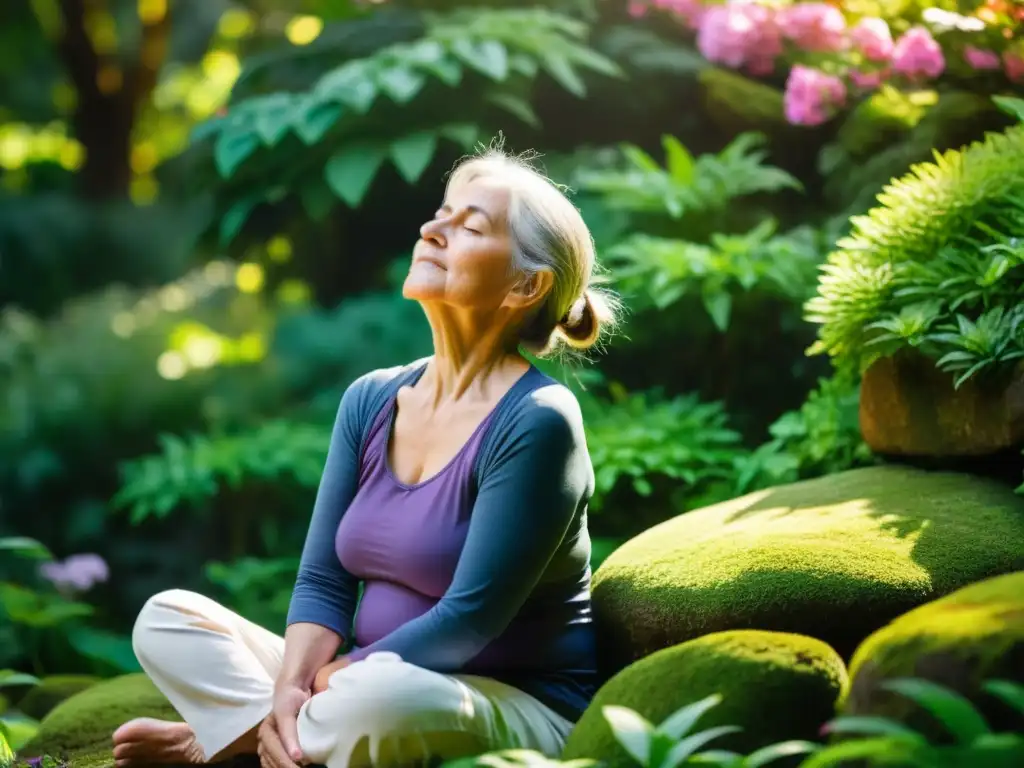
[284, 377, 369, 662]
[345, 387, 590, 669]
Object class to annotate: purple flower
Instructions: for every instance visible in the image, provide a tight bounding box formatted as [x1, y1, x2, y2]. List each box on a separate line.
[39, 553, 109, 594]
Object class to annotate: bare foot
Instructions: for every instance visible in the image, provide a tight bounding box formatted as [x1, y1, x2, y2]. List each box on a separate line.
[112, 718, 206, 766]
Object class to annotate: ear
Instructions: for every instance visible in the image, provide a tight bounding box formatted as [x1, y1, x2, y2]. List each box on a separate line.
[505, 270, 554, 312]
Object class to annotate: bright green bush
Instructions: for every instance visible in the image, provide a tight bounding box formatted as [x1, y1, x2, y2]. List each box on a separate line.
[806, 121, 1024, 386]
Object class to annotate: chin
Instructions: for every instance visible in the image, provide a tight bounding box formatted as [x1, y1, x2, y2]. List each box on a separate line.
[401, 274, 441, 301]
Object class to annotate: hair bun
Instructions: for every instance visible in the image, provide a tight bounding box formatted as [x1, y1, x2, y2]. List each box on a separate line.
[559, 290, 599, 347]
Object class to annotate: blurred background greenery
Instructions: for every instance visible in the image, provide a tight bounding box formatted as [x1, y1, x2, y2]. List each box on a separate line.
[0, 0, 1020, 684]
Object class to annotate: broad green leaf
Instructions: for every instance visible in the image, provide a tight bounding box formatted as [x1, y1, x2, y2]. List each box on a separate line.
[541, 52, 586, 97]
[420, 55, 463, 87]
[703, 291, 732, 332]
[214, 131, 259, 179]
[742, 740, 820, 767]
[687, 750, 740, 766]
[377, 64, 427, 104]
[0, 724, 12, 765]
[452, 39, 509, 80]
[485, 93, 540, 128]
[68, 627, 141, 673]
[316, 61, 377, 112]
[983, 679, 1024, 716]
[993, 95, 1024, 122]
[325, 142, 387, 207]
[253, 94, 295, 146]
[658, 694, 722, 740]
[799, 737, 925, 768]
[189, 115, 227, 144]
[565, 45, 623, 79]
[440, 123, 480, 151]
[622, 144, 661, 172]
[821, 715, 925, 742]
[0, 537, 51, 560]
[662, 726, 741, 768]
[882, 678, 991, 745]
[602, 706, 654, 765]
[295, 100, 342, 145]
[301, 181, 336, 222]
[662, 135, 695, 184]
[220, 196, 260, 245]
[390, 131, 438, 184]
[0, 670, 40, 688]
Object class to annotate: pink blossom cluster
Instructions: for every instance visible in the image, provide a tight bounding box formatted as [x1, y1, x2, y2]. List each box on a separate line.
[630, 0, 1023, 126]
[40, 553, 109, 594]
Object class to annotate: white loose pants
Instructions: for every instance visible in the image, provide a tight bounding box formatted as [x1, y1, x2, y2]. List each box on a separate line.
[131, 590, 573, 768]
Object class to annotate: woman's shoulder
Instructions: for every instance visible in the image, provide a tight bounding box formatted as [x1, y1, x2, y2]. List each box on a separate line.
[489, 368, 587, 451]
[340, 357, 430, 421]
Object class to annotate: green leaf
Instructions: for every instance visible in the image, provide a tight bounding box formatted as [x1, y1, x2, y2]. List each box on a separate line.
[214, 131, 259, 179]
[662, 726, 742, 768]
[390, 131, 438, 184]
[983, 679, 1024, 717]
[821, 715, 925, 741]
[0, 537, 52, 560]
[663, 135, 695, 184]
[68, 627, 142, 673]
[992, 95, 1024, 122]
[602, 706, 654, 765]
[325, 142, 387, 207]
[295, 100, 342, 145]
[452, 39, 509, 80]
[742, 740, 820, 767]
[541, 52, 586, 97]
[657, 694, 721, 740]
[0, 670, 41, 688]
[253, 94, 295, 146]
[339, 78, 377, 114]
[622, 144, 661, 172]
[703, 291, 732, 332]
[440, 123, 480, 151]
[882, 678, 991, 745]
[377, 64, 427, 104]
[301, 180, 336, 222]
[220, 196, 260, 245]
[485, 93, 541, 128]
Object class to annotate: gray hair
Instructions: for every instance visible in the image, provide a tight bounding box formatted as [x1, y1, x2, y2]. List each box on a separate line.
[445, 147, 620, 357]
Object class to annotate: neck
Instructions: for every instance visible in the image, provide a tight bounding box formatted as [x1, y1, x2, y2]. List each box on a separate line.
[419, 305, 527, 404]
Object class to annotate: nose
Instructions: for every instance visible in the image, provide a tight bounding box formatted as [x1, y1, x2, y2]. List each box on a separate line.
[419, 217, 447, 248]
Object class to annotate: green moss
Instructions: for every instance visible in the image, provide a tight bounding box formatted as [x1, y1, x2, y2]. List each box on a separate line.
[563, 630, 847, 766]
[19, 675, 182, 768]
[841, 571, 1024, 736]
[18, 676, 102, 720]
[593, 466, 1024, 672]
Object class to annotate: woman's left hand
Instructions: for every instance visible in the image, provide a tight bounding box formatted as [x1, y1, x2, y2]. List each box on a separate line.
[312, 656, 351, 694]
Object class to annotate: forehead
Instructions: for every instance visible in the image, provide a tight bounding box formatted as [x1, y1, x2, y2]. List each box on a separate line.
[444, 173, 512, 219]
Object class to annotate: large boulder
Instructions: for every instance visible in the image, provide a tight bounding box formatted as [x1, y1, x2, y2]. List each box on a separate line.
[562, 630, 847, 765]
[17, 675, 102, 720]
[20, 674, 182, 766]
[593, 466, 1024, 672]
[841, 571, 1024, 737]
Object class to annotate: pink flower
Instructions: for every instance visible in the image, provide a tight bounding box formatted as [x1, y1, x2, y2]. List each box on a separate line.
[784, 65, 847, 126]
[891, 26, 945, 79]
[778, 3, 847, 52]
[40, 553, 109, 594]
[850, 17, 893, 62]
[1004, 50, 1024, 82]
[628, 1, 648, 18]
[653, 0, 706, 27]
[849, 68, 888, 89]
[964, 46, 1001, 70]
[697, 2, 782, 74]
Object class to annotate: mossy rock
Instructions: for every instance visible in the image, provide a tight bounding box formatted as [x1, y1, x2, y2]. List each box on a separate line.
[18, 675, 103, 720]
[563, 630, 847, 766]
[20, 674, 182, 768]
[841, 571, 1024, 739]
[593, 466, 1024, 672]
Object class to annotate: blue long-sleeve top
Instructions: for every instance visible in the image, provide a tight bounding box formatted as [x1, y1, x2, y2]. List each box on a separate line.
[286, 360, 598, 720]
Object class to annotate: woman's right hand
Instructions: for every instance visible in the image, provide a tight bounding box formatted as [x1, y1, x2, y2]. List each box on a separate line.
[258, 683, 310, 768]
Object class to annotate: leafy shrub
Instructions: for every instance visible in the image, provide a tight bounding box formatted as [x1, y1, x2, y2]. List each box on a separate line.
[806, 120, 1024, 386]
[197, 6, 623, 242]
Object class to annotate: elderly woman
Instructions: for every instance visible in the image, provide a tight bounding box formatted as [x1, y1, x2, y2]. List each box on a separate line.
[112, 147, 617, 768]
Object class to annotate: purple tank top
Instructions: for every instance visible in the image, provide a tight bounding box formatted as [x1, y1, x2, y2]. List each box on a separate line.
[334, 392, 497, 650]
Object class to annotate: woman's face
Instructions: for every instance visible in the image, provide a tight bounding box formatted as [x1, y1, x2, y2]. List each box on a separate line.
[403, 175, 521, 311]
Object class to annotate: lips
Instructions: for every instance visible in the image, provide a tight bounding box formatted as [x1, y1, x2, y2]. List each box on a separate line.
[413, 253, 446, 270]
